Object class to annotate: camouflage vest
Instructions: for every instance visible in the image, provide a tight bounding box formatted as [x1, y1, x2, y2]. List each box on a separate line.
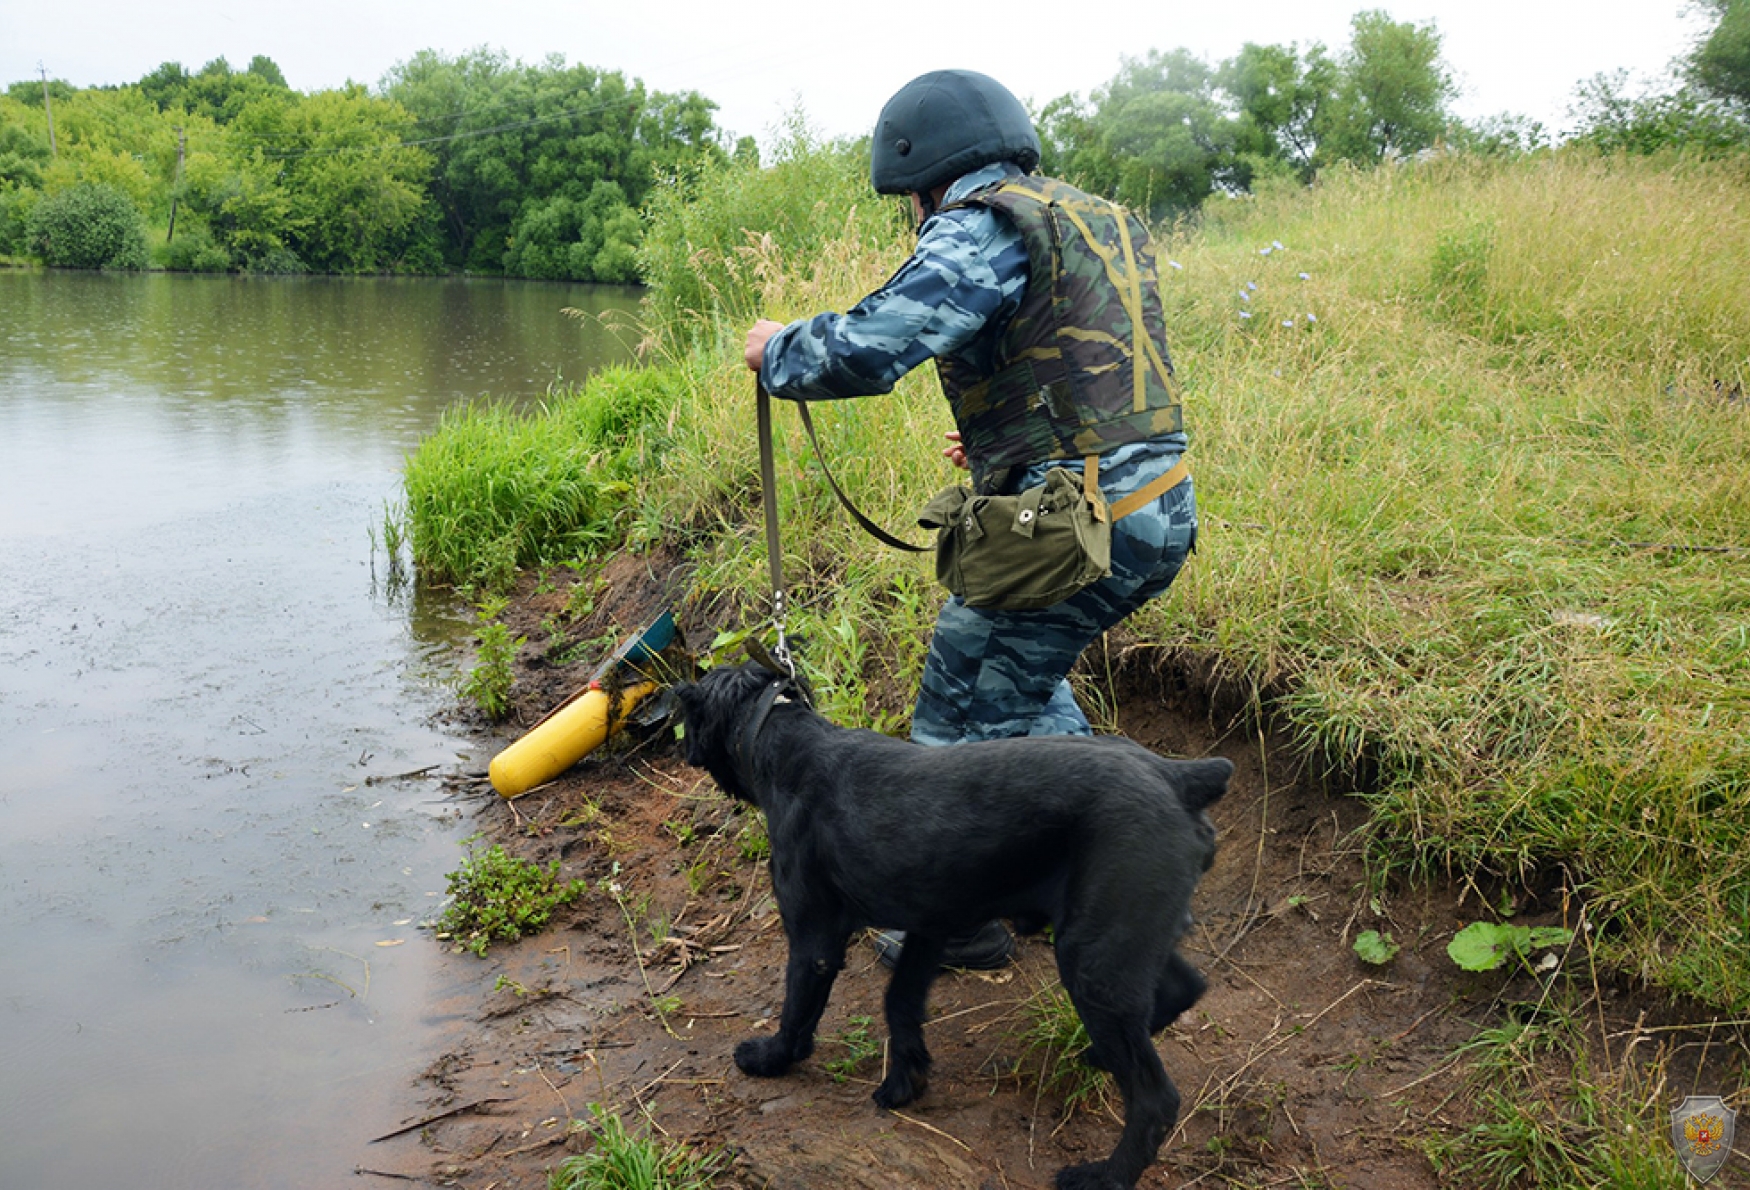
[937, 176, 1183, 494]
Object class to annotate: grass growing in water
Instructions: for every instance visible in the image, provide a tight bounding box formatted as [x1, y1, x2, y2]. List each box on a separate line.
[404, 365, 687, 590]
[459, 594, 524, 721]
[433, 838, 587, 957]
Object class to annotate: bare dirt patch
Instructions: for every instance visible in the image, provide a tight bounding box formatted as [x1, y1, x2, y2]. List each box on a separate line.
[365, 560, 1749, 1189]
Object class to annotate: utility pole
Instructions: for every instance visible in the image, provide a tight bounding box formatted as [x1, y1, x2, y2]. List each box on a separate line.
[39, 63, 57, 157]
[167, 126, 186, 244]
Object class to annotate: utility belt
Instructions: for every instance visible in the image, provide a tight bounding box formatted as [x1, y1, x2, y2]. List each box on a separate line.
[918, 452, 1190, 611]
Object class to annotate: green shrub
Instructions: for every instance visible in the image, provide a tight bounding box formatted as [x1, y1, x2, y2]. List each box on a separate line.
[160, 226, 233, 273]
[26, 183, 150, 269]
[433, 839, 587, 957]
[0, 186, 37, 255]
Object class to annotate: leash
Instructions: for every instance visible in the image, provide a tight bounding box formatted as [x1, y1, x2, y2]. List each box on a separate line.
[789, 398, 929, 553]
[755, 380, 797, 679]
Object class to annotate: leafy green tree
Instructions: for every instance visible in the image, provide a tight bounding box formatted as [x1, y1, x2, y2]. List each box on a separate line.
[197, 85, 432, 272]
[383, 48, 722, 279]
[25, 182, 149, 268]
[138, 61, 192, 112]
[1692, 0, 1750, 107]
[1316, 10, 1455, 165]
[504, 179, 641, 282]
[1568, 70, 1747, 157]
[1220, 41, 1339, 181]
[183, 149, 301, 270]
[0, 122, 51, 189]
[180, 57, 289, 125]
[1041, 50, 1243, 219]
[6, 78, 73, 105]
[245, 56, 289, 90]
[0, 114, 48, 253]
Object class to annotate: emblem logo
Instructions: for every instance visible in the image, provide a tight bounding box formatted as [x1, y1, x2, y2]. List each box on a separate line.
[1671, 1095, 1736, 1184]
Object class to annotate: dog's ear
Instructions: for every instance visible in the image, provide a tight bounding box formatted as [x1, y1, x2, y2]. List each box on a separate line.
[1175, 757, 1233, 813]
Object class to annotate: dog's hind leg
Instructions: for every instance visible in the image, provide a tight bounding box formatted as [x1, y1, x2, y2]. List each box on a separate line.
[1054, 1010, 1179, 1190]
[872, 932, 945, 1110]
[1150, 950, 1206, 1034]
[734, 929, 848, 1078]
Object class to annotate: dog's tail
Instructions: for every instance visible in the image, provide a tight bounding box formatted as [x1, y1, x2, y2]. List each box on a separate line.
[1174, 757, 1234, 813]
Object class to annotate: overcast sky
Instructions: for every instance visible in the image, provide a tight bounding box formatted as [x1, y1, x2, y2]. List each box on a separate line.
[1, 1, 1712, 146]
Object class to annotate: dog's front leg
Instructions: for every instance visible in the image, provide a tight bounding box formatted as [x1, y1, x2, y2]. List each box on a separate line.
[734, 931, 847, 1078]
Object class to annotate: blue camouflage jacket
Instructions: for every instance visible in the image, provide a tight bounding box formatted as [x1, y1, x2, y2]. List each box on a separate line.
[758, 162, 1185, 489]
[758, 162, 1029, 401]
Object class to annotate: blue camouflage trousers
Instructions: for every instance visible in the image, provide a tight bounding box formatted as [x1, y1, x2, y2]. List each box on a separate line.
[910, 454, 1198, 746]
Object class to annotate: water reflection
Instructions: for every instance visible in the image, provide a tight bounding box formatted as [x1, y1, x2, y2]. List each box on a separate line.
[0, 269, 637, 1190]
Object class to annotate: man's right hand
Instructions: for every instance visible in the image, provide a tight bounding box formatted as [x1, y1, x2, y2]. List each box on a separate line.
[745, 320, 783, 373]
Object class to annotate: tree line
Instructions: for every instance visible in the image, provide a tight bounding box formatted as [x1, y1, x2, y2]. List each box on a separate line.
[0, 50, 730, 278]
[3, 4, 1747, 276]
[1035, 6, 1750, 221]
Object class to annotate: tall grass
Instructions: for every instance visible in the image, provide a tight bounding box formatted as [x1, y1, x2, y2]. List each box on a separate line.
[1137, 152, 1750, 1009]
[406, 146, 1750, 1013]
[637, 110, 908, 350]
[403, 364, 689, 590]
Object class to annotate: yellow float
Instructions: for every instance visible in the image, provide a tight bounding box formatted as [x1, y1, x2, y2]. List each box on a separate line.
[488, 680, 659, 798]
[487, 611, 678, 799]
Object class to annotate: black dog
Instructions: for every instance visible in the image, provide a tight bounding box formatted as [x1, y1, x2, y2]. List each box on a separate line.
[675, 661, 1231, 1189]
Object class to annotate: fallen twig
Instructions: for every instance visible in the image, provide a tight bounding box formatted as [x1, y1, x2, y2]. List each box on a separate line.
[889, 1109, 972, 1151]
[354, 1167, 428, 1182]
[366, 764, 441, 786]
[368, 1097, 514, 1144]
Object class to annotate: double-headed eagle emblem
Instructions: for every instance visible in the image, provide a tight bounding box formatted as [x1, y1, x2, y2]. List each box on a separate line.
[1671, 1096, 1737, 1183]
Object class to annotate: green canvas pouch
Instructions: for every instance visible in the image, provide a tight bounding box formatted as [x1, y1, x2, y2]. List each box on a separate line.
[917, 467, 1111, 611]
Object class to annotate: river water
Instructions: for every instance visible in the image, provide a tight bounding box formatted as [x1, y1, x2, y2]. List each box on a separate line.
[0, 270, 637, 1189]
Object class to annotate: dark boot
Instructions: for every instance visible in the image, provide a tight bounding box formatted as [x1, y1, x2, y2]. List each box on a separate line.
[872, 920, 1015, 971]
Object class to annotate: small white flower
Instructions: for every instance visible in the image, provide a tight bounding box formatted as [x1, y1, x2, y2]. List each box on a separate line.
[1307, 312, 1318, 323]
[1238, 310, 1253, 319]
[1260, 247, 1272, 256]
[1282, 319, 1294, 328]
[1273, 240, 1285, 251]
[1168, 259, 1183, 270]
[1239, 290, 1250, 302]
[1298, 272, 1310, 280]
[1247, 281, 1257, 290]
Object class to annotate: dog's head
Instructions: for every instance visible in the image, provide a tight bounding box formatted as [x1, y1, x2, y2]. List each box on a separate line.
[673, 661, 809, 803]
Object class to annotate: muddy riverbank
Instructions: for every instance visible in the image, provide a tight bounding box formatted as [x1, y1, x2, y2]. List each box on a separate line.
[373, 554, 1750, 1189]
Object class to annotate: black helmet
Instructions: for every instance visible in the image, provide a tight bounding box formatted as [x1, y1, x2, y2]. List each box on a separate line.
[871, 70, 1041, 196]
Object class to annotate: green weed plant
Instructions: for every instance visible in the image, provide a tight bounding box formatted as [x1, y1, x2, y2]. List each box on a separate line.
[459, 595, 523, 721]
[1430, 1005, 1695, 1188]
[823, 1014, 881, 1083]
[434, 839, 587, 957]
[1018, 985, 1112, 1118]
[550, 1104, 725, 1190]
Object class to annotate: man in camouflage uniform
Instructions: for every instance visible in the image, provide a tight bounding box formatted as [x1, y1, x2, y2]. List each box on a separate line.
[744, 70, 1197, 969]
